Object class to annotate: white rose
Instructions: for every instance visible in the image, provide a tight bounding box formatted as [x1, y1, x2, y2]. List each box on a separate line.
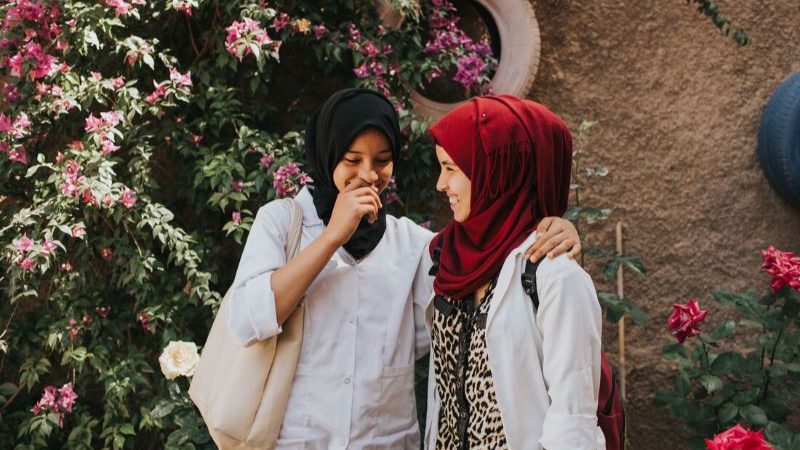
[158, 341, 199, 380]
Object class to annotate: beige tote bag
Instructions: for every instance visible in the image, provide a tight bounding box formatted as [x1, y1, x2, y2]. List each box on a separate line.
[189, 198, 305, 450]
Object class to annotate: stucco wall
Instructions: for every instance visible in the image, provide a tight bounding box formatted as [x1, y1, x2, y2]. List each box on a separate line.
[525, 0, 800, 447]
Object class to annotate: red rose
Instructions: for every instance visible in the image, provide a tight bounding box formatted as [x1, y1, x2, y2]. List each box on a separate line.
[706, 424, 773, 450]
[667, 299, 708, 343]
[761, 245, 800, 293]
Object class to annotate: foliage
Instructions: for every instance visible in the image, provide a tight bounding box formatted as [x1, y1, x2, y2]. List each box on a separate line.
[567, 120, 649, 327]
[656, 247, 800, 450]
[686, 0, 750, 46]
[0, 0, 494, 447]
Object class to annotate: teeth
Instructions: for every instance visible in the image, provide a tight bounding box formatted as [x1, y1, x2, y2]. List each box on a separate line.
[448, 196, 458, 205]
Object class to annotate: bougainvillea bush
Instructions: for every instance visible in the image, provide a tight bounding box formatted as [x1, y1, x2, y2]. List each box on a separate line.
[0, 0, 497, 447]
[656, 246, 800, 450]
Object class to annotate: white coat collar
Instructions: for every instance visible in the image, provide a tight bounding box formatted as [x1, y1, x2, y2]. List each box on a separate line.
[486, 231, 538, 329]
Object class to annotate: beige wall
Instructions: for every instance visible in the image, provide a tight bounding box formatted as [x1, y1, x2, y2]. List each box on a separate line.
[526, 0, 800, 447]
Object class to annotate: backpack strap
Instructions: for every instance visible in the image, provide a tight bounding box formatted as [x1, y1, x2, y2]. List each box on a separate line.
[429, 236, 442, 277]
[522, 259, 543, 310]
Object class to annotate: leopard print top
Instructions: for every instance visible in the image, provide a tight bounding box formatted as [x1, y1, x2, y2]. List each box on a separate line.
[432, 276, 508, 450]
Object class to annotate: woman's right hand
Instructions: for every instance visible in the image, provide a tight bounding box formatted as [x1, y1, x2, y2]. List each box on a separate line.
[323, 179, 382, 246]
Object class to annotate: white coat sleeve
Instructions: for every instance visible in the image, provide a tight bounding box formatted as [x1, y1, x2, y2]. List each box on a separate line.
[411, 235, 434, 360]
[225, 200, 292, 347]
[536, 260, 603, 450]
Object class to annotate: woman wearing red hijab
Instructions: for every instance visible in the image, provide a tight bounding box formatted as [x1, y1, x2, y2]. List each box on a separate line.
[424, 96, 604, 449]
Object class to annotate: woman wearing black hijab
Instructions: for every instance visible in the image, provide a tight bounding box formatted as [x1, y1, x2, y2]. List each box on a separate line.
[224, 88, 581, 448]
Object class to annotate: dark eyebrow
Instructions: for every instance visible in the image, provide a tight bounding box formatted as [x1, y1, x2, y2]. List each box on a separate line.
[346, 149, 393, 155]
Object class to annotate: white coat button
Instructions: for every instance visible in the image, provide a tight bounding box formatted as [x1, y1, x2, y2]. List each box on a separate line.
[344, 377, 351, 385]
[349, 316, 356, 324]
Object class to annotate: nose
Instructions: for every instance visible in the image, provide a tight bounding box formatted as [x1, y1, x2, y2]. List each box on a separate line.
[436, 171, 447, 192]
[358, 169, 379, 185]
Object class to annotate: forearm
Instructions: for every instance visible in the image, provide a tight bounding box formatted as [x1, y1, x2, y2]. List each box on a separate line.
[271, 229, 341, 325]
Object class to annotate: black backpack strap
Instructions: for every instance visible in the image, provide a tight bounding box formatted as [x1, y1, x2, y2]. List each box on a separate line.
[522, 259, 543, 310]
[429, 236, 442, 276]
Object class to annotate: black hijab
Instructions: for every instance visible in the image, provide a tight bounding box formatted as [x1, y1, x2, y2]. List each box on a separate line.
[304, 88, 401, 259]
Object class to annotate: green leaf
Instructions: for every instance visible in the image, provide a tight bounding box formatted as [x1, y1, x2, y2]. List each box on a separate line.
[663, 342, 689, 360]
[739, 404, 768, 426]
[700, 374, 723, 394]
[712, 320, 736, 340]
[717, 402, 738, 423]
[84, 30, 101, 49]
[710, 352, 739, 376]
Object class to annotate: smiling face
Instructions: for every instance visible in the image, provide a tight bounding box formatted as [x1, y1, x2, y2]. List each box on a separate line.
[332, 127, 394, 193]
[435, 144, 471, 222]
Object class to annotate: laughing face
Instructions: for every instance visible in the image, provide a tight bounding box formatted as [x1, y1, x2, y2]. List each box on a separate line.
[435, 144, 471, 222]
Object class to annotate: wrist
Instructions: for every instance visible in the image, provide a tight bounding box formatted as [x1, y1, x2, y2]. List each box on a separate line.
[318, 228, 345, 249]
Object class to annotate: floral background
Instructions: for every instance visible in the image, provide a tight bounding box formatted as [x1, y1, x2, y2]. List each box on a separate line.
[1, 0, 799, 449]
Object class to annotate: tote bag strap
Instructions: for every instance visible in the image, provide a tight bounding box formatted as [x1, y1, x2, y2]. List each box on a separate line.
[283, 198, 304, 261]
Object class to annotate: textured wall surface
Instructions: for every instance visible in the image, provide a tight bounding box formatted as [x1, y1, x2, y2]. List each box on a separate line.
[525, 0, 800, 447]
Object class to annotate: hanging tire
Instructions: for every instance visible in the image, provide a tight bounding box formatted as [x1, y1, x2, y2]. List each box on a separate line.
[409, 0, 541, 121]
[758, 71, 800, 208]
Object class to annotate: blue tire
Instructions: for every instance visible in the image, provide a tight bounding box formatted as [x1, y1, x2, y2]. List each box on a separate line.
[758, 71, 800, 208]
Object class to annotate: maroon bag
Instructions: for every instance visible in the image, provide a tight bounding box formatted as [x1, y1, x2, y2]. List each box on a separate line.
[522, 261, 625, 450]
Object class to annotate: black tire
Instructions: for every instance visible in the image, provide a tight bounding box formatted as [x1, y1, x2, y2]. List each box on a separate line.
[758, 71, 800, 207]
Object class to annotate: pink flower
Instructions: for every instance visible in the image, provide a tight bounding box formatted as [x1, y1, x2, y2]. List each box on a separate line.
[705, 424, 773, 450]
[225, 18, 273, 60]
[106, 0, 131, 15]
[101, 139, 120, 155]
[8, 146, 29, 164]
[41, 239, 58, 255]
[230, 180, 244, 192]
[272, 162, 308, 198]
[232, 211, 241, 224]
[361, 40, 379, 58]
[121, 188, 137, 209]
[169, 67, 192, 87]
[95, 306, 111, 318]
[17, 256, 36, 271]
[100, 247, 113, 261]
[145, 82, 166, 104]
[70, 224, 86, 238]
[14, 234, 34, 252]
[60, 261, 73, 272]
[85, 111, 121, 133]
[174, 1, 192, 15]
[102, 194, 115, 207]
[312, 24, 328, 40]
[111, 76, 125, 89]
[353, 64, 369, 78]
[90, 71, 102, 81]
[273, 12, 290, 32]
[57, 383, 78, 413]
[667, 299, 708, 344]
[137, 311, 154, 332]
[761, 245, 800, 293]
[31, 383, 78, 427]
[81, 188, 97, 205]
[259, 154, 274, 168]
[100, 111, 121, 127]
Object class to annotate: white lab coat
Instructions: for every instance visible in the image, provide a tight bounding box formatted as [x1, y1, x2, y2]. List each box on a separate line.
[226, 187, 434, 449]
[424, 232, 605, 450]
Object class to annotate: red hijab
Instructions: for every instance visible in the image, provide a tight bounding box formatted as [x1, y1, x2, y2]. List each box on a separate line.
[429, 95, 573, 299]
